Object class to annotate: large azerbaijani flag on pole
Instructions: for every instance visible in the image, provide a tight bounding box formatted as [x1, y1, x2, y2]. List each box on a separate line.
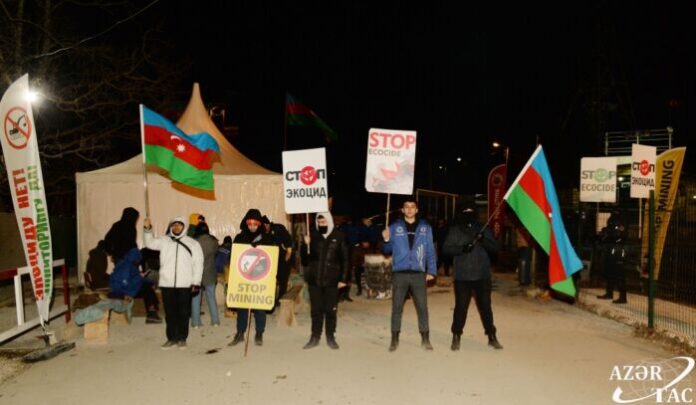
[140, 105, 220, 191]
[504, 145, 583, 296]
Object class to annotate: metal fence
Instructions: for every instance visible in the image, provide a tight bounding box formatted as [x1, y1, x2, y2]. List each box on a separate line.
[573, 173, 695, 341]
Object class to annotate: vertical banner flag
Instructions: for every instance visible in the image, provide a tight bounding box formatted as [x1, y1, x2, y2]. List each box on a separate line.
[503, 146, 583, 296]
[487, 164, 507, 239]
[640, 147, 686, 279]
[365, 128, 417, 194]
[226, 244, 279, 310]
[630, 144, 657, 198]
[580, 157, 617, 202]
[0, 75, 52, 323]
[282, 148, 329, 214]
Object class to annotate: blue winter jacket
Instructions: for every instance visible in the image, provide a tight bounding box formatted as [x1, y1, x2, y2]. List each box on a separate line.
[383, 218, 437, 275]
[109, 248, 143, 298]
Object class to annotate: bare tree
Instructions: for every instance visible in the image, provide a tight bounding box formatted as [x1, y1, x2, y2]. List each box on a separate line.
[0, 0, 189, 212]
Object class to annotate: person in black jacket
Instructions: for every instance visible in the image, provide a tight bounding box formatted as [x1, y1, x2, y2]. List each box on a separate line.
[596, 210, 627, 304]
[442, 204, 502, 351]
[228, 209, 275, 347]
[301, 211, 349, 349]
[104, 207, 139, 263]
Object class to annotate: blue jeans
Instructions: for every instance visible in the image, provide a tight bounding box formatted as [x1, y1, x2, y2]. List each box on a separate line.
[191, 284, 220, 326]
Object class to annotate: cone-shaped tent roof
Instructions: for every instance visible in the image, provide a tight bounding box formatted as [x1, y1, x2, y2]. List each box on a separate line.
[84, 83, 277, 175]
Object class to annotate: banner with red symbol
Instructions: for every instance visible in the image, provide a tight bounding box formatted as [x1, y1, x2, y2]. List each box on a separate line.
[365, 128, 417, 195]
[487, 164, 507, 239]
[282, 147, 329, 214]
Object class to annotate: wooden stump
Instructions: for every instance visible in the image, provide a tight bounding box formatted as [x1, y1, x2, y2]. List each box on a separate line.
[110, 310, 130, 325]
[277, 285, 303, 327]
[83, 315, 109, 344]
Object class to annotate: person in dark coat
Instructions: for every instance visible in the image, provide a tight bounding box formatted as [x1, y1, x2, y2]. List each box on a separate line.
[228, 209, 275, 347]
[262, 215, 294, 312]
[191, 222, 220, 327]
[85, 240, 109, 290]
[596, 210, 627, 304]
[104, 207, 139, 262]
[300, 211, 350, 350]
[443, 204, 502, 350]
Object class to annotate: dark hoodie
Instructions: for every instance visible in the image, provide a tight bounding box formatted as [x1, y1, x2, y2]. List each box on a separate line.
[233, 209, 272, 246]
[301, 212, 350, 287]
[442, 207, 499, 281]
[104, 207, 139, 262]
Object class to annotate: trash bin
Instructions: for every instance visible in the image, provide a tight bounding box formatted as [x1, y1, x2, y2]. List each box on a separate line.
[363, 254, 392, 299]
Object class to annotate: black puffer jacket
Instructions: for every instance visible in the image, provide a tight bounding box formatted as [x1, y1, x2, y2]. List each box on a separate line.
[301, 212, 350, 287]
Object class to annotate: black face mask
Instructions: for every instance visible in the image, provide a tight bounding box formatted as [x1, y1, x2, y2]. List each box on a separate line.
[318, 226, 328, 234]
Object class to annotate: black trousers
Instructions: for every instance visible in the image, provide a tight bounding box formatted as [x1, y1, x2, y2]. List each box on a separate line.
[136, 282, 158, 311]
[451, 278, 496, 336]
[603, 255, 626, 295]
[308, 285, 338, 337]
[161, 287, 192, 342]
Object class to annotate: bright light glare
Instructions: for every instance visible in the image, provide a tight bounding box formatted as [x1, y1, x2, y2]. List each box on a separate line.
[26, 90, 40, 103]
[492, 142, 501, 148]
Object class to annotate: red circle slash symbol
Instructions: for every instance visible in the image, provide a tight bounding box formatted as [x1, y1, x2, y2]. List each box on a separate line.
[4, 107, 32, 150]
[237, 248, 271, 281]
[300, 166, 318, 185]
[639, 160, 651, 176]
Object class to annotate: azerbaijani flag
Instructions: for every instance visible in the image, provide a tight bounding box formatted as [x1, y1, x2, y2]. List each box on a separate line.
[286, 93, 338, 142]
[504, 145, 583, 296]
[140, 105, 220, 191]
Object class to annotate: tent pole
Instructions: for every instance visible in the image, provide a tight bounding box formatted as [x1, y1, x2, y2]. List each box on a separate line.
[139, 105, 151, 219]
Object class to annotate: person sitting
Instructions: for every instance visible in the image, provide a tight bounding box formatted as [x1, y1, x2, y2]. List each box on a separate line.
[108, 247, 162, 324]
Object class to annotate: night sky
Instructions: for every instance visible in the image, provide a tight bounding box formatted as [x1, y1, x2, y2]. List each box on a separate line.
[153, 2, 693, 216]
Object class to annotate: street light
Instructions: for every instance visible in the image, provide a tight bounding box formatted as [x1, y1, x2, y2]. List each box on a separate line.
[492, 141, 510, 167]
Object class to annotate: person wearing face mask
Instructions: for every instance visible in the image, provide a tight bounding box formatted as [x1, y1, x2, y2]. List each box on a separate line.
[143, 216, 204, 350]
[442, 203, 502, 351]
[300, 211, 350, 349]
[228, 209, 274, 347]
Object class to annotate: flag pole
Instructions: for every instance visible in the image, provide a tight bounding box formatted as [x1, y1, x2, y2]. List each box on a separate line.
[244, 308, 252, 357]
[305, 213, 311, 254]
[385, 193, 391, 226]
[139, 105, 151, 219]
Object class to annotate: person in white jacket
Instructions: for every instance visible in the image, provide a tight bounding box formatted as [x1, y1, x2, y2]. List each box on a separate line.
[143, 216, 204, 349]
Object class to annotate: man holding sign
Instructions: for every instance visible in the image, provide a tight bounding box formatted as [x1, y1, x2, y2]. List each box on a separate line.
[382, 197, 437, 351]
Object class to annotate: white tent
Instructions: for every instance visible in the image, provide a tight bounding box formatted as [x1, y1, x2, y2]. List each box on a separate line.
[75, 84, 285, 283]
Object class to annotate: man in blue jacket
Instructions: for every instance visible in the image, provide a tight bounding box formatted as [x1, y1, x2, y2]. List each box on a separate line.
[382, 198, 437, 351]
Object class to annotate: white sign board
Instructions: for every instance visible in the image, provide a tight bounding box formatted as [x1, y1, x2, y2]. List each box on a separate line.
[365, 128, 417, 194]
[630, 144, 656, 198]
[282, 148, 328, 214]
[580, 157, 617, 202]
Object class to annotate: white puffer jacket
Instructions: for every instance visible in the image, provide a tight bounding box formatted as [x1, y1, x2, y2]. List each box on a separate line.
[143, 216, 204, 288]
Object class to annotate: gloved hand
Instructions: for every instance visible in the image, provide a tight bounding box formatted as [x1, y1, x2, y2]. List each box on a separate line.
[191, 285, 201, 296]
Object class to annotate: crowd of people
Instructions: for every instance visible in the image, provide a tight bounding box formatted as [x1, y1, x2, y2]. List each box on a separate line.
[89, 196, 504, 352]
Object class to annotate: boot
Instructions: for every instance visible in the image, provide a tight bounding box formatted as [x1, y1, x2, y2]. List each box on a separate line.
[389, 331, 399, 352]
[421, 332, 433, 350]
[254, 332, 263, 346]
[303, 335, 320, 349]
[326, 334, 340, 350]
[228, 332, 244, 346]
[451, 333, 461, 351]
[488, 334, 503, 349]
[596, 293, 613, 300]
[613, 292, 627, 304]
[146, 311, 162, 324]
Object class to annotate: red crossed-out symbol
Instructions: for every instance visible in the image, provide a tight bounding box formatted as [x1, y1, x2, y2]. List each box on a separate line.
[639, 160, 651, 176]
[4, 107, 32, 149]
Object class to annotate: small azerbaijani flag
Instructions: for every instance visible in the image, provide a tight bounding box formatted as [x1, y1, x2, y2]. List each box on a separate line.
[504, 145, 583, 296]
[140, 105, 220, 191]
[286, 93, 338, 142]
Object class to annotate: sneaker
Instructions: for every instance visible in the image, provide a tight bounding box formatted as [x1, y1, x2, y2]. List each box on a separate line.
[161, 340, 176, 350]
[212, 323, 220, 327]
[228, 333, 244, 346]
[146, 316, 163, 324]
[191, 325, 201, 329]
[254, 332, 263, 346]
[177, 341, 187, 349]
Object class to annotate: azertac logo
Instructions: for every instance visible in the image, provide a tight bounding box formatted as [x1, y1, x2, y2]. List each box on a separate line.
[632, 160, 656, 177]
[610, 357, 694, 404]
[285, 165, 326, 186]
